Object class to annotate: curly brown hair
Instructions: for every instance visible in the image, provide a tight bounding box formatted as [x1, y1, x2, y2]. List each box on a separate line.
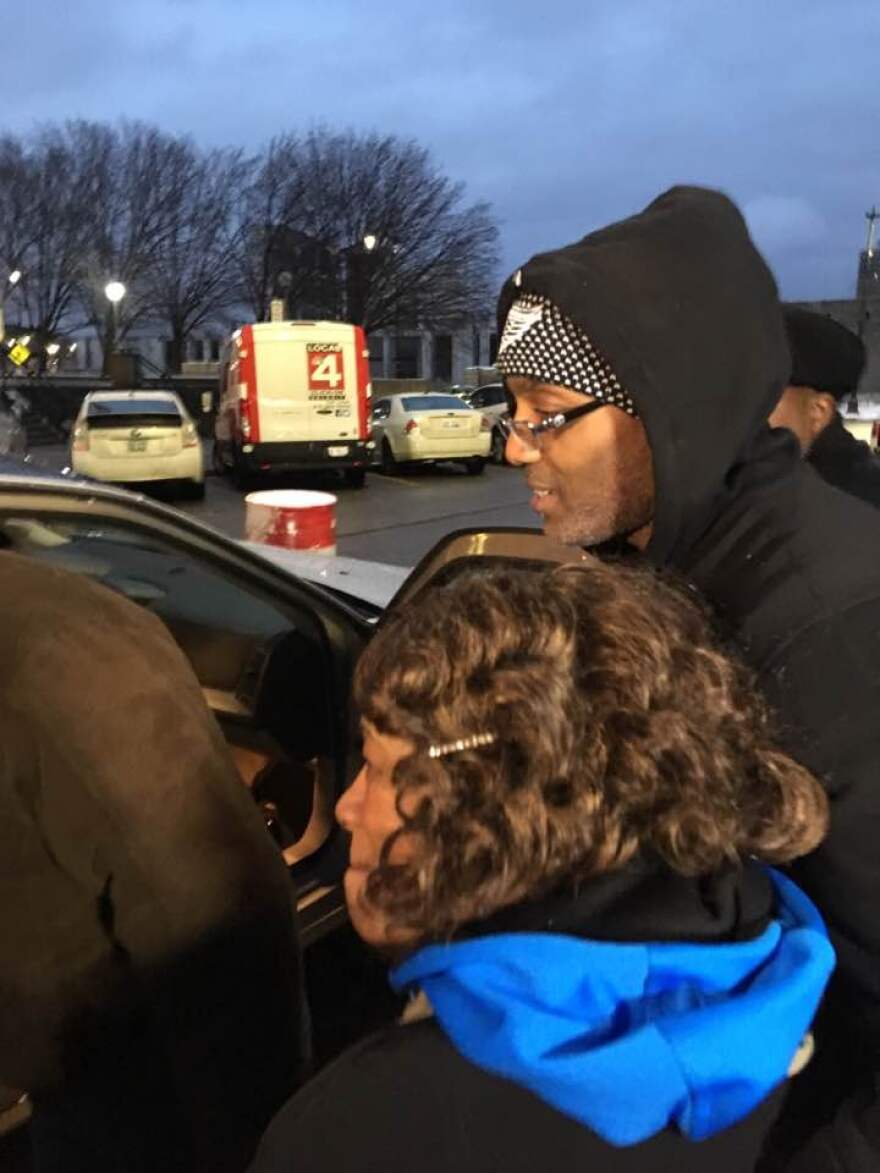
[353, 561, 828, 941]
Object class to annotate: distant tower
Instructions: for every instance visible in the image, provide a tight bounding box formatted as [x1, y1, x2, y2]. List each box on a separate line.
[857, 206, 880, 311]
[855, 208, 880, 403]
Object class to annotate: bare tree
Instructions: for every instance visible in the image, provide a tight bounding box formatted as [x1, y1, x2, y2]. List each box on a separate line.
[1, 121, 499, 374]
[0, 135, 32, 342]
[143, 145, 245, 371]
[293, 130, 499, 331]
[0, 131, 94, 358]
[233, 129, 499, 331]
[69, 121, 197, 367]
[229, 136, 306, 322]
[18, 128, 101, 346]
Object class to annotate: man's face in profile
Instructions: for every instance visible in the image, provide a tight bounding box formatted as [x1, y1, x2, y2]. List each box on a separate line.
[504, 376, 655, 549]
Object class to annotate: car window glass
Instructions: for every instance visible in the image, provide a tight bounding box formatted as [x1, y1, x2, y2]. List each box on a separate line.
[401, 395, 470, 412]
[0, 514, 289, 641]
[87, 398, 181, 416]
[0, 510, 353, 873]
[86, 399, 182, 428]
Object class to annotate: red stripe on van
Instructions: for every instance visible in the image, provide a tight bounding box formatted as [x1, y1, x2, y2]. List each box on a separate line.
[239, 324, 260, 444]
[354, 325, 370, 440]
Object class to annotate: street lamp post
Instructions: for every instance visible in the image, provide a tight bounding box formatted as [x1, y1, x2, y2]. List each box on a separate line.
[0, 270, 23, 398]
[342, 234, 378, 324]
[103, 281, 126, 377]
[272, 270, 293, 322]
[0, 268, 22, 346]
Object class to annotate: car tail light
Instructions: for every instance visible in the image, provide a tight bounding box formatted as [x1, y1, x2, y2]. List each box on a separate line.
[405, 418, 419, 434]
[183, 422, 199, 448]
[239, 384, 252, 440]
[72, 425, 89, 452]
[480, 415, 491, 431]
[872, 420, 880, 450]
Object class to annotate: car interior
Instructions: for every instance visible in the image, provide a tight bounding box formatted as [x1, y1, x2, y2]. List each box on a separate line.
[0, 512, 355, 916]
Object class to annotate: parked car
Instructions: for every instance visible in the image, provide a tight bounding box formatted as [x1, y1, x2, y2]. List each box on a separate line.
[842, 410, 880, 451]
[465, 382, 512, 464]
[370, 392, 491, 475]
[71, 389, 205, 498]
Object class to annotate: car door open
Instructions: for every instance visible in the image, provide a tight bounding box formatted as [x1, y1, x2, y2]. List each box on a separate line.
[0, 479, 371, 943]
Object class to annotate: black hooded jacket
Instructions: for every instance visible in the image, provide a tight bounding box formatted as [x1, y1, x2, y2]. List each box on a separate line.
[251, 861, 791, 1173]
[808, 413, 880, 509]
[499, 186, 880, 1164]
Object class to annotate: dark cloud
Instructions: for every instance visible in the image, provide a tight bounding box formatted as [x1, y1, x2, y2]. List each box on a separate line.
[5, 0, 878, 298]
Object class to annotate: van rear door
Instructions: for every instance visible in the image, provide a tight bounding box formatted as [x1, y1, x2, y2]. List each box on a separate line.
[253, 325, 361, 444]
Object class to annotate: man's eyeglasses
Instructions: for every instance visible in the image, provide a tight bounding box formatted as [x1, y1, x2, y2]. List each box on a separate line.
[497, 400, 608, 453]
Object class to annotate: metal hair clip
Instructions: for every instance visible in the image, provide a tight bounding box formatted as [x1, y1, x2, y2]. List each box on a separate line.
[427, 732, 496, 759]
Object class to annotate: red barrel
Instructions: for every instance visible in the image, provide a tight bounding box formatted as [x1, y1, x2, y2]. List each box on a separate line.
[244, 489, 337, 554]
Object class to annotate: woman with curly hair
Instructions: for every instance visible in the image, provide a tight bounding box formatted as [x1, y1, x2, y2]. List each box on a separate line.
[251, 561, 834, 1173]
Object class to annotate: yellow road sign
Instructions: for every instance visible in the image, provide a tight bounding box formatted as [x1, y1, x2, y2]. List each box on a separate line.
[8, 344, 30, 366]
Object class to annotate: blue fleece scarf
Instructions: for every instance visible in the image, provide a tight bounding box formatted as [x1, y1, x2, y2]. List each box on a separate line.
[391, 869, 833, 1146]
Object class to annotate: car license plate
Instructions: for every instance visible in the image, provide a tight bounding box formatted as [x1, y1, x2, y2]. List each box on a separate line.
[128, 438, 147, 452]
[328, 445, 349, 457]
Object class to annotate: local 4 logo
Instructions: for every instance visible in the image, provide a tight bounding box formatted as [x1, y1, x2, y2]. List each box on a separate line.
[307, 343, 345, 392]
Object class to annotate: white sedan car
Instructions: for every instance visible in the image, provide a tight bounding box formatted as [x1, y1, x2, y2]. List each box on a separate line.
[370, 393, 491, 475]
[842, 410, 880, 451]
[71, 389, 205, 498]
[464, 383, 512, 464]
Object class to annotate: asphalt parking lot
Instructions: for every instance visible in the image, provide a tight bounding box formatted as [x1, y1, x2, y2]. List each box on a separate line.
[27, 444, 538, 567]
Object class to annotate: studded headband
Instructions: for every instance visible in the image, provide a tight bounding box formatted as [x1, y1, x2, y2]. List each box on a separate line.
[497, 292, 638, 417]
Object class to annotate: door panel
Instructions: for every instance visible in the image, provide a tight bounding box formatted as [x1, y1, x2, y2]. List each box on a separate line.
[0, 484, 370, 942]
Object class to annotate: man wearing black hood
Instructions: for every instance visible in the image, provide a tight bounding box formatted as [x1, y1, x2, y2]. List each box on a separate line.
[495, 186, 880, 1170]
[769, 307, 880, 508]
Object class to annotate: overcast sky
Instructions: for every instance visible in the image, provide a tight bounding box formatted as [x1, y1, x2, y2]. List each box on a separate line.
[7, 0, 878, 299]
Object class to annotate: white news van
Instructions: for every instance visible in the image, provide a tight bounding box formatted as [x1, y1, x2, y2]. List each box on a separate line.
[214, 320, 374, 488]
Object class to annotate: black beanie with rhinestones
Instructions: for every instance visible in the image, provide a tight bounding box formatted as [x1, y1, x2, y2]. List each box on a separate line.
[496, 292, 638, 417]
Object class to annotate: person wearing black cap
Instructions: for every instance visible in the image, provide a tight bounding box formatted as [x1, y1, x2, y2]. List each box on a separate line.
[769, 308, 880, 508]
[495, 186, 880, 1171]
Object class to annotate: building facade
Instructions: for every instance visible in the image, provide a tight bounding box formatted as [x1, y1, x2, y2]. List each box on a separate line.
[65, 318, 499, 388]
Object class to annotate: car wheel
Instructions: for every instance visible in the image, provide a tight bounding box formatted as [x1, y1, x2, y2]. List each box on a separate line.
[187, 480, 206, 501]
[380, 439, 397, 475]
[490, 427, 507, 465]
[465, 457, 486, 476]
[343, 467, 366, 489]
